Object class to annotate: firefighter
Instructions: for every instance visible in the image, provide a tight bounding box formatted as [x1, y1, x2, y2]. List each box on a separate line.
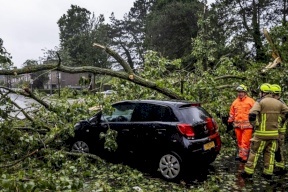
[227, 84, 255, 163]
[271, 84, 287, 174]
[241, 83, 288, 179]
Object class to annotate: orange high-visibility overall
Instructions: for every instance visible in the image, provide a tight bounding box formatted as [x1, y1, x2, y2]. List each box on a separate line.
[228, 96, 255, 161]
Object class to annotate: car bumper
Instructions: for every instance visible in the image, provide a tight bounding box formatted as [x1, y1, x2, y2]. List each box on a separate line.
[176, 132, 221, 163]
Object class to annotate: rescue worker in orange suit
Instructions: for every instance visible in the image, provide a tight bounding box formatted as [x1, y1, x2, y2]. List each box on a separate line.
[271, 84, 287, 175]
[241, 83, 288, 179]
[227, 84, 255, 163]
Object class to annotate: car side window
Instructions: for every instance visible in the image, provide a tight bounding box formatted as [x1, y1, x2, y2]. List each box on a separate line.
[132, 103, 177, 122]
[158, 105, 178, 122]
[101, 103, 136, 122]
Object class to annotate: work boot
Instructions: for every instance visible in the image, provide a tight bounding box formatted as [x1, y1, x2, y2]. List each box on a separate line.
[240, 171, 252, 178]
[262, 173, 272, 180]
[274, 168, 287, 176]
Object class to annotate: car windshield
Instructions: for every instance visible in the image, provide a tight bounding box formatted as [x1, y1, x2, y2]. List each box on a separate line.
[179, 106, 211, 124]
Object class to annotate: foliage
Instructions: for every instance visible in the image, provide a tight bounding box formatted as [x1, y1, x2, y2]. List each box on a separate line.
[145, 1, 202, 61]
[0, 87, 230, 191]
[22, 59, 49, 89]
[211, 0, 285, 62]
[57, 5, 111, 67]
[108, 0, 152, 69]
[0, 38, 13, 69]
[1, 1, 288, 191]
[269, 24, 288, 62]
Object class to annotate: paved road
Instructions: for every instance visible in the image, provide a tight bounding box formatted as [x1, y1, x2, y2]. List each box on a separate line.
[1, 93, 38, 120]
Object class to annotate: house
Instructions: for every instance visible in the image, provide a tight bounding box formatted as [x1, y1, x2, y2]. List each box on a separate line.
[1, 73, 32, 88]
[44, 71, 91, 90]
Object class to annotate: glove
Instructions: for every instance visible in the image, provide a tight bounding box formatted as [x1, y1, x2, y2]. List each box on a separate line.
[249, 113, 256, 122]
[226, 122, 233, 133]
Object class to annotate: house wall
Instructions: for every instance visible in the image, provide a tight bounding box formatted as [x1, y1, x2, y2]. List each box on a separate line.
[46, 71, 90, 89]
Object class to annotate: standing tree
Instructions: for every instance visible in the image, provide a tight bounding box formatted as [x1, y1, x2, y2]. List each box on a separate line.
[57, 5, 111, 68]
[145, 0, 202, 62]
[211, 0, 285, 62]
[108, 0, 153, 70]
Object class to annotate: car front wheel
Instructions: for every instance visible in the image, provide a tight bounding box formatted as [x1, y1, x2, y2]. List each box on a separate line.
[159, 153, 182, 180]
[71, 140, 90, 153]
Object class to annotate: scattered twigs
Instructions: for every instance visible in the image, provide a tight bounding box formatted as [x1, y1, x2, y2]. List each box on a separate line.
[64, 151, 105, 164]
[0, 149, 39, 168]
[215, 75, 246, 80]
[23, 88, 56, 113]
[8, 98, 34, 122]
[14, 127, 48, 134]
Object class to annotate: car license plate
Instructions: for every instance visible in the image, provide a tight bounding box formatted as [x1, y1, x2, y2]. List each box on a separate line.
[203, 141, 215, 151]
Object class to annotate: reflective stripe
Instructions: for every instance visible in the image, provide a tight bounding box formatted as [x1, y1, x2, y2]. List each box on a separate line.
[278, 116, 282, 125]
[279, 121, 288, 133]
[279, 128, 286, 133]
[242, 148, 249, 158]
[260, 114, 266, 131]
[264, 141, 277, 175]
[233, 121, 253, 129]
[234, 120, 250, 123]
[244, 167, 254, 174]
[275, 161, 285, 169]
[254, 141, 266, 168]
[245, 141, 266, 174]
[254, 130, 279, 136]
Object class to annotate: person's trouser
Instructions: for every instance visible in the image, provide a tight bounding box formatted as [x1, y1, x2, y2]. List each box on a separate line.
[244, 137, 278, 175]
[235, 128, 253, 161]
[275, 133, 285, 169]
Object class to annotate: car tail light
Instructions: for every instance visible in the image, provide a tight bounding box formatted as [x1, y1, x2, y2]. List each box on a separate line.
[206, 118, 218, 134]
[177, 124, 195, 137]
[206, 118, 214, 134]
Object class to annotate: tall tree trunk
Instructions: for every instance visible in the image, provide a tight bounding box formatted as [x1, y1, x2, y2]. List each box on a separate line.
[283, 0, 287, 25]
[252, 0, 265, 61]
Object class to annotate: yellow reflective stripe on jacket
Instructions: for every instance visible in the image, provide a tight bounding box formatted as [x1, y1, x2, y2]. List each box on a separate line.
[278, 116, 287, 133]
[254, 130, 279, 136]
[278, 116, 282, 125]
[279, 128, 286, 133]
[260, 114, 266, 131]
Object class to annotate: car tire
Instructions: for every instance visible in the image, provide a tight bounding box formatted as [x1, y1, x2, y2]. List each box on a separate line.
[71, 140, 90, 153]
[158, 152, 182, 180]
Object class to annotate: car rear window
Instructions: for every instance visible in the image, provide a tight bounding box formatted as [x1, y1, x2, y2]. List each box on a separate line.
[179, 106, 211, 124]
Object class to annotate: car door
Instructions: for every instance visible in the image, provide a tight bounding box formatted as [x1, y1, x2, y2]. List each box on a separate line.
[130, 103, 177, 156]
[99, 102, 136, 153]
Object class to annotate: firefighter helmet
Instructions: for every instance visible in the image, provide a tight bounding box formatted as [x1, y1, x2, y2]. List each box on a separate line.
[271, 84, 281, 94]
[259, 83, 271, 93]
[236, 84, 248, 92]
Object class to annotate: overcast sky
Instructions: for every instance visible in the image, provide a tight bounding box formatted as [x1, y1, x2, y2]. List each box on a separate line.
[0, 0, 214, 68]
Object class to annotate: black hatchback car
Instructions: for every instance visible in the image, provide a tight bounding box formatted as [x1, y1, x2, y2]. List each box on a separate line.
[72, 100, 221, 180]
